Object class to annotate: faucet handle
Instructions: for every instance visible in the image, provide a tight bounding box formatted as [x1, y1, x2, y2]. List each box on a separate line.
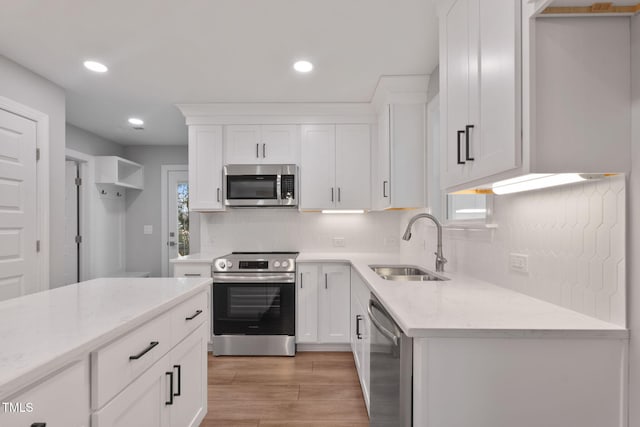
[434, 252, 448, 264]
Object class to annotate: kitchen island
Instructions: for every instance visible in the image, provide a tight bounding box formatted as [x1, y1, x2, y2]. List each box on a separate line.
[0, 277, 211, 427]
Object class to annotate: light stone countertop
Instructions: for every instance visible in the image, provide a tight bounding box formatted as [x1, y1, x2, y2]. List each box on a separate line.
[0, 277, 211, 399]
[169, 253, 222, 264]
[297, 252, 627, 338]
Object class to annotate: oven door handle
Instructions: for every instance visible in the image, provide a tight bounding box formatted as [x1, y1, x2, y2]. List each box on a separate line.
[213, 273, 295, 283]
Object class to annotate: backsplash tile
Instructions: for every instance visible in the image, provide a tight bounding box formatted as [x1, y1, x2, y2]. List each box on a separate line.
[402, 175, 626, 326]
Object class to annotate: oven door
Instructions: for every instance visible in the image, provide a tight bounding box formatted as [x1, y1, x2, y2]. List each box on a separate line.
[213, 282, 295, 336]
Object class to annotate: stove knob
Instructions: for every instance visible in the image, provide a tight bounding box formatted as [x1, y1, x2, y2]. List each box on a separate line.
[227, 261, 233, 268]
[281, 260, 289, 268]
[217, 261, 226, 269]
[273, 261, 281, 268]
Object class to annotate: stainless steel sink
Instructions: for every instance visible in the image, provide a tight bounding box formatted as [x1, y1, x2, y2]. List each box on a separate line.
[370, 265, 449, 282]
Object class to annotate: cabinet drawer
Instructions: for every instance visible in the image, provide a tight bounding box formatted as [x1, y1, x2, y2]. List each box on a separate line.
[91, 312, 172, 410]
[173, 264, 212, 278]
[171, 291, 208, 348]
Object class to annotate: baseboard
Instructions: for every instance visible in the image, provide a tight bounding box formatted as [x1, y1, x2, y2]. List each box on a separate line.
[296, 343, 352, 352]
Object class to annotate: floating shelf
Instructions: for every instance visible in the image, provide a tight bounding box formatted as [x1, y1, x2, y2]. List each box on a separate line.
[95, 156, 144, 190]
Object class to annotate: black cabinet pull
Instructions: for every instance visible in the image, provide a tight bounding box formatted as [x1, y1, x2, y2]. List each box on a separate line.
[166, 371, 174, 405]
[31, 424, 46, 427]
[185, 309, 203, 320]
[217, 187, 221, 202]
[457, 130, 466, 164]
[331, 188, 334, 202]
[129, 341, 159, 360]
[465, 125, 475, 161]
[338, 187, 341, 202]
[356, 314, 363, 339]
[263, 143, 266, 158]
[173, 365, 182, 397]
[256, 143, 259, 158]
[300, 273, 303, 289]
[383, 180, 389, 198]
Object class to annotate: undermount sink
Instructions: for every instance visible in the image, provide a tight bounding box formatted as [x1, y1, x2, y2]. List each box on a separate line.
[370, 265, 449, 282]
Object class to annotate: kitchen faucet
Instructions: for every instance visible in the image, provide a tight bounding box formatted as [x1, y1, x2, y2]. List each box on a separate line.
[402, 213, 447, 273]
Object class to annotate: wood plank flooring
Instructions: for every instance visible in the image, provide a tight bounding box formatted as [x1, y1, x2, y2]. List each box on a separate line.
[202, 352, 370, 427]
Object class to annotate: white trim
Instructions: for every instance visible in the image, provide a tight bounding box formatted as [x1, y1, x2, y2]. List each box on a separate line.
[161, 164, 188, 277]
[65, 149, 92, 281]
[0, 96, 50, 293]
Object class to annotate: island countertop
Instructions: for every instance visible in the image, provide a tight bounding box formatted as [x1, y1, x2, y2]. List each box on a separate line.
[0, 277, 211, 399]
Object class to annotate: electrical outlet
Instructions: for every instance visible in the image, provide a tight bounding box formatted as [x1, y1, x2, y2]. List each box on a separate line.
[332, 237, 346, 247]
[509, 253, 529, 274]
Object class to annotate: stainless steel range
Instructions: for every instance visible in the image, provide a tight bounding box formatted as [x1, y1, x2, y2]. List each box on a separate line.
[212, 252, 298, 356]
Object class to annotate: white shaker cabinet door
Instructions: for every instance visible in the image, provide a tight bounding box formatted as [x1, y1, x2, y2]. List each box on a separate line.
[189, 125, 224, 211]
[318, 263, 351, 343]
[224, 125, 262, 164]
[300, 125, 336, 210]
[296, 263, 320, 343]
[260, 124, 299, 164]
[335, 124, 371, 210]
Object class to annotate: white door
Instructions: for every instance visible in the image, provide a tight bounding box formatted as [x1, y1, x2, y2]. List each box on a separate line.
[166, 170, 189, 276]
[300, 125, 336, 210]
[64, 160, 79, 284]
[261, 125, 299, 164]
[224, 125, 261, 164]
[296, 264, 319, 343]
[318, 264, 351, 343]
[0, 108, 37, 301]
[335, 124, 371, 209]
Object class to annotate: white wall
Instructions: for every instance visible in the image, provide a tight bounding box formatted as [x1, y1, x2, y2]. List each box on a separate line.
[66, 124, 124, 157]
[123, 145, 190, 276]
[628, 13, 640, 427]
[200, 209, 403, 255]
[401, 176, 627, 327]
[0, 55, 66, 288]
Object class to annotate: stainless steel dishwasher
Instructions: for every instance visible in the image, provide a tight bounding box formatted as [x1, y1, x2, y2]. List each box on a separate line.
[368, 294, 413, 427]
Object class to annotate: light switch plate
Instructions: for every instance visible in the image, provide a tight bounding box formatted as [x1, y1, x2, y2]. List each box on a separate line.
[332, 237, 346, 247]
[509, 253, 529, 274]
[144, 225, 153, 235]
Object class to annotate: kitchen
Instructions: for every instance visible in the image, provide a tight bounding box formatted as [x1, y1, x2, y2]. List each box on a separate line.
[0, 0, 638, 426]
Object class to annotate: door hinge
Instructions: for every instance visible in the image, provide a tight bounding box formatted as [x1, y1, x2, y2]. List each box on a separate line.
[75, 235, 82, 244]
[75, 177, 82, 186]
[36, 148, 40, 161]
[36, 240, 40, 252]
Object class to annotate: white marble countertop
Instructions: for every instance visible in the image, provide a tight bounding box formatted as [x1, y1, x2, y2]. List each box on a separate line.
[170, 253, 222, 264]
[0, 277, 211, 398]
[297, 252, 627, 338]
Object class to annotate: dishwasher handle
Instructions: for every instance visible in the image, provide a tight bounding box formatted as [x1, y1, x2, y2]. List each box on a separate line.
[368, 299, 400, 347]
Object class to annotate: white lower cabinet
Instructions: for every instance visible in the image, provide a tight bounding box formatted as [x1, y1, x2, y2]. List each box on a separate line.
[93, 322, 208, 427]
[0, 359, 90, 427]
[350, 269, 370, 411]
[296, 263, 351, 344]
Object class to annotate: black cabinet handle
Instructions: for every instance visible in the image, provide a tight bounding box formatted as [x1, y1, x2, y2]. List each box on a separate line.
[338, 188, 341, 202]
[356, 314, 363, 339]
[465, 125, 475, 161]
[457, 130, 466, 165]
[173, 365, 182, 397]
[129, 341, 159, 360]
[184, 273, 201, 277]
[300, 273, 303, 289]
[256, 143, 259, 158]
[185, 309, 203, 320]
[217, 187, 221, 202]
[331, 188, 334, 202]
[166, 371, 174, 405]
[263, 143, 266, 158]
[31, 424, 46, 427]
[383, 180, 389, 198]
[325, 273, 328, 289]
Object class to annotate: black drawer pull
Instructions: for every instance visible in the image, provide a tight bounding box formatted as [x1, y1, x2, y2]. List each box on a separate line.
[166, 371, 174, 405]
[31, 424, 46, 427]
[457, 130, 466, 165]
[356, 314, 363, 340]
[465, 124, 475, 161]
[185, 309, 203, 321]
[173, 364, 182, 397]
[184, 273, 202, 277]
[129, 341, 159, 360]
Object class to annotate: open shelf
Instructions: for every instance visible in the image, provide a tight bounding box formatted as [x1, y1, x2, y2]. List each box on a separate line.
[95, 156, 144, 190]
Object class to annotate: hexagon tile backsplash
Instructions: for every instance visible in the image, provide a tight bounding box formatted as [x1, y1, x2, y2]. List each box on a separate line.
[404, 175, 626, 327]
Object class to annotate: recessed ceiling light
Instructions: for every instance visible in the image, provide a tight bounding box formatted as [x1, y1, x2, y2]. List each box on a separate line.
[83, 60, 108, 73]
[293, 60, 313, 73]
[128, 118, 144, 126]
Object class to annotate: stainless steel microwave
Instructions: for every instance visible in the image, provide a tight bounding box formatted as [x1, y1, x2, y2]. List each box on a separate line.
[224, 164, 298, 207]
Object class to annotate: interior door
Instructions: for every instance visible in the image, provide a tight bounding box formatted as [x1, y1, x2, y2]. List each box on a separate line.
[167, 170, 189, 276]
[0, 108, 37, 301]
[64, 160, 79, 284]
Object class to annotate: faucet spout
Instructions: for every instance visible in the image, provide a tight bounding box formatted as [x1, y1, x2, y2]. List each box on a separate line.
[402, 213, 447, 273]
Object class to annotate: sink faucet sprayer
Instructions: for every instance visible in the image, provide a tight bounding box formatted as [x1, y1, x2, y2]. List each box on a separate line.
[402, 213, 447, 273]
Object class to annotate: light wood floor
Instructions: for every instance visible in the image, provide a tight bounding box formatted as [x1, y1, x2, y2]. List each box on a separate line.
[202, 352, 370, 427]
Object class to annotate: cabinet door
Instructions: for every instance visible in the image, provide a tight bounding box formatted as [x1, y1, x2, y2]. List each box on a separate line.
[224, 125, 262, 164]
[92, 353, 170, 427]
[335, 124, 371, 210]
[0, 360, 89, 427]
[170, 324, 208, 427]
[373, 106, 392, 210]
[261, 125, 299, 164]
[296, 263, 319, 343]
[300, 125, 336, 210]
[318, 264, 351, 343]
[467, 0, 520, 181]
[189, 126, 224, 211]
[441, 0, 471, 188]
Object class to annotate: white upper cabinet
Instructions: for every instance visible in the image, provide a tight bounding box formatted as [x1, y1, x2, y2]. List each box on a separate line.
[300, 124, 371, 210]
[224, 124, 299, 164]
[188, 125, 224, 211]
[438, 0, 521, 190]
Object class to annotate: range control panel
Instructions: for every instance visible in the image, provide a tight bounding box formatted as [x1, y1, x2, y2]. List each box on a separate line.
[213, 252, 298, 273]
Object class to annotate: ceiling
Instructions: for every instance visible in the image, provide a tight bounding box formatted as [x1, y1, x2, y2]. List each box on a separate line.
[0, 0, 439, 146]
